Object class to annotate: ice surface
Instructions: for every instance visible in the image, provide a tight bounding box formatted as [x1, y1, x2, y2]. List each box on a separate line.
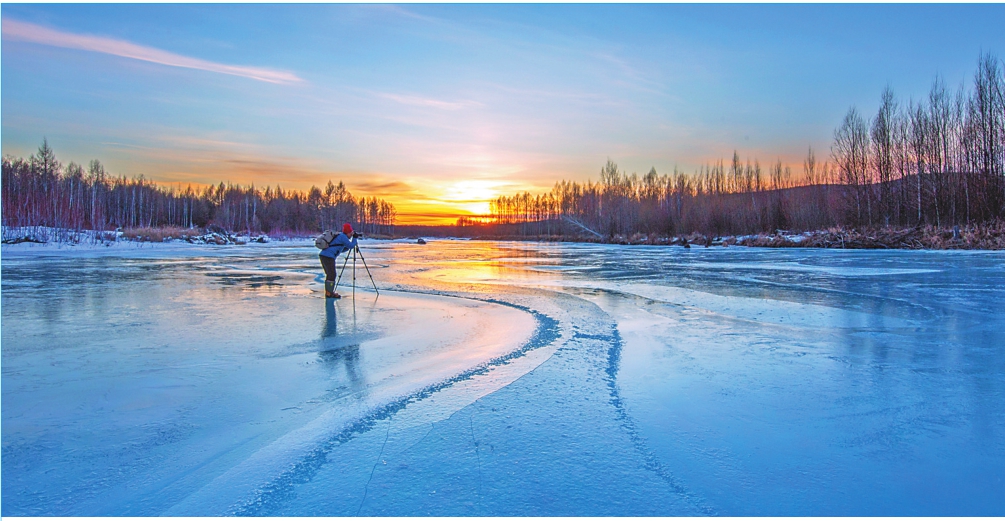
[2, 240, 1004, 515]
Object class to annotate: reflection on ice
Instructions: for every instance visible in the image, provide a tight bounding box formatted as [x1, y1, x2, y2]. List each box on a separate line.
[318, 299, 365, 395]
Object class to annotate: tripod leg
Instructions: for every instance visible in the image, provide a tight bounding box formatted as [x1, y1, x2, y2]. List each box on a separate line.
[334, 250, 351, 292]
[355, 247, 380, 296]
[352, 247, 356, 299]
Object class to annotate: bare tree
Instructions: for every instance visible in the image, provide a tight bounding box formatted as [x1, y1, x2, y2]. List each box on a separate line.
[872, 86, 896, 225]
[833, 107, 871, 224]
[909, 100, 928, 224]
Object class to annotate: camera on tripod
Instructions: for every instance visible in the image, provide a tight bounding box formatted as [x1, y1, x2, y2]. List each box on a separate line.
[333, 232, 378, 298]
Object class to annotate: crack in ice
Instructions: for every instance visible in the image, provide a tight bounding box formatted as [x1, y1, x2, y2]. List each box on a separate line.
[356, 418, 392, 516]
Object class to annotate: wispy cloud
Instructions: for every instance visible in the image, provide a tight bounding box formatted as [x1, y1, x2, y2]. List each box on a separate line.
[368, 4, 444, 25]
[1, 19, 303, 85]
[379, 92, 482, 111]
[353, 179, 420, 195]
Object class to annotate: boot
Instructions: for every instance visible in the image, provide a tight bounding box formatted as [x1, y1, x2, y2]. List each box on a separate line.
[325, 280, 341, 299]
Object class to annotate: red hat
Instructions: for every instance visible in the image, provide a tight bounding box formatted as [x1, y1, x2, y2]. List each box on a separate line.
[342, 223, 353, 235]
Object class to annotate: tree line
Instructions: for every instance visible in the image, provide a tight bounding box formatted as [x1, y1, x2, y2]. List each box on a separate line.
[1, 140, 397, 239]
[490, 52, 1005, 238]
[490, 155, 834, 237]
[833, 52, 1003, 227]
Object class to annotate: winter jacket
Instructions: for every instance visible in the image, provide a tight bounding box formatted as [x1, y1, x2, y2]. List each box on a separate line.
[319, 232, 357, 258]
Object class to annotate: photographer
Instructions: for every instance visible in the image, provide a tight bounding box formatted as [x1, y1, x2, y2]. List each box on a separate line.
[319, 223, 359, 299]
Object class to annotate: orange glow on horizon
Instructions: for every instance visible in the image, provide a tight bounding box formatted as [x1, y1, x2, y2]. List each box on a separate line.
[142, 175, 526, 227]
[394, 211, 493, 227]
[393, 179, 509, 225]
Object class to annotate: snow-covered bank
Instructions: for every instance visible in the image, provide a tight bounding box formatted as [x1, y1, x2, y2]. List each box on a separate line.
[443, 220, 1005, 250]
[0, 233, 424, 258]
[1, 234, 311, 257]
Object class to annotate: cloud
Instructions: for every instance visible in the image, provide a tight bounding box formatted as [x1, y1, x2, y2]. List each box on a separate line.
[379, 93, 481, 111]
[368, 4, 444, 25]
[100, 134, 428, 201]
[352, 179, 420, 195]
[1, 18, 303, 85]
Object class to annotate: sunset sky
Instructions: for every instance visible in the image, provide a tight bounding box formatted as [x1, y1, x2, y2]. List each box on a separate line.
[3, 4, 1003, 224]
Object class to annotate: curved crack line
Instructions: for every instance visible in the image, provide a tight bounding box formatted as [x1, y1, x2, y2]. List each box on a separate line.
[400, 423, 435, 456]
[356, 419, 392, 516]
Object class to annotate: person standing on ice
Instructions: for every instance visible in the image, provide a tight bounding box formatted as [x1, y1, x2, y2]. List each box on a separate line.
[318, 223, 358, 299]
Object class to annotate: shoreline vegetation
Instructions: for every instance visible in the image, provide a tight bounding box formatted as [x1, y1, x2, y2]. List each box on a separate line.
[4, 52, 1002, 251]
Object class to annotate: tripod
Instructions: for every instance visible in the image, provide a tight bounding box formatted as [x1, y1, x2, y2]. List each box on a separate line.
[333, 244, 379, 297]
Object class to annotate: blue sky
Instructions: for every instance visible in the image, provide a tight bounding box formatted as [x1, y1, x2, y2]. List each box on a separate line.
[2, 4, 1003, 222]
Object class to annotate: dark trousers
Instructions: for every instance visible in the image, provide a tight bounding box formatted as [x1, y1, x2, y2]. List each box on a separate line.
[320, 255, 337, 282]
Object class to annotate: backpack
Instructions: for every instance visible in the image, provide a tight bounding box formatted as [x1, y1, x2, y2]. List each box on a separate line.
[315, 230, 337, 249]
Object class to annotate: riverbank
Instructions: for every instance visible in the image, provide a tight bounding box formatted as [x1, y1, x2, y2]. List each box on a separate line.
[735, 222, 1005, 250]
[5, 221, 1005, 251]
[468, 221, 1005, 250]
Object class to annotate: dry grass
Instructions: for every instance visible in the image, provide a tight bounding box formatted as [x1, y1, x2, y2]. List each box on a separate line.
[736, 221, 1005, 250]
[120, 226, 192, 242]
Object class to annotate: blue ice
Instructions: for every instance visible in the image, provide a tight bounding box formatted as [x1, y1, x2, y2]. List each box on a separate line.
[2, 240, 1003, 515]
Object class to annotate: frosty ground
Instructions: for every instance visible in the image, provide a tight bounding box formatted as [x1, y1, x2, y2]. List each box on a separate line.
[2, 239, 1003, 516]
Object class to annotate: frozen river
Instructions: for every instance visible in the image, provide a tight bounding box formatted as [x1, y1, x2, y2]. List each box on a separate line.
[2, 239, 1004, 515]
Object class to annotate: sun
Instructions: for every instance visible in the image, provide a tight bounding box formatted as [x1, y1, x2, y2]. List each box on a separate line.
[439, 180, 503, 216]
